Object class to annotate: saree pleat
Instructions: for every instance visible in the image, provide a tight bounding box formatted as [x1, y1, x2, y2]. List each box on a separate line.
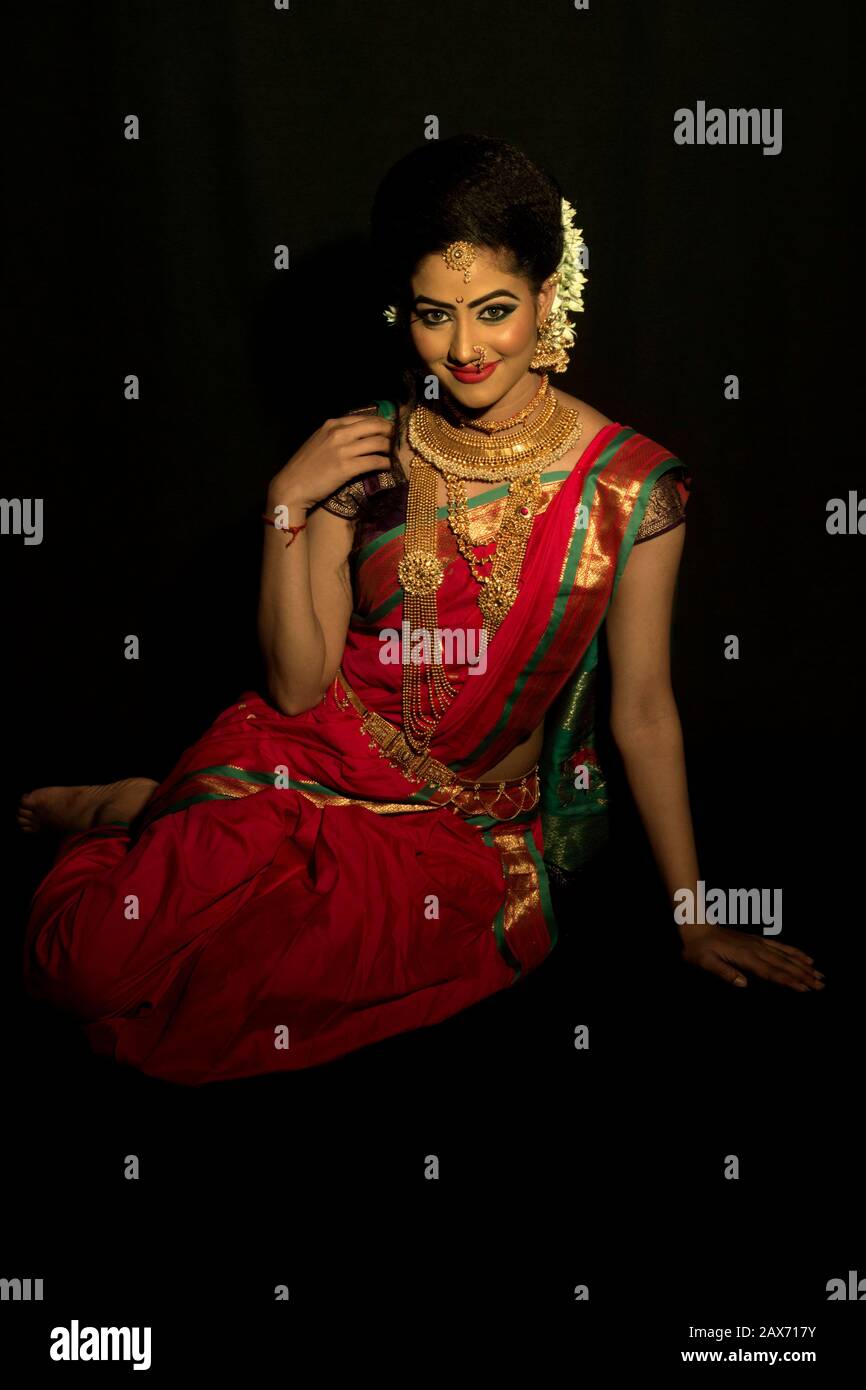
[22, 418, 689, 1083]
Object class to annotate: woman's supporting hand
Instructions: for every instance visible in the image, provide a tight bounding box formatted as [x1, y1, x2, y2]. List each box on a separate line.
[679, 925, 825, 992]
[267, 412, 396, 513]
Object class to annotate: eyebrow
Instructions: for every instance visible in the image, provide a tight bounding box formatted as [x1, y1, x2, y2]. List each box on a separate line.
[412, 289, 521, 310]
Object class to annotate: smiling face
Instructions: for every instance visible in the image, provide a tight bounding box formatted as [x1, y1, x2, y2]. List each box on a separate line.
[408, 246, 558, 415]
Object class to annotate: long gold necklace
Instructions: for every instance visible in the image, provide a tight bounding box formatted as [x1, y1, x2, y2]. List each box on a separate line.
[397, 389, 583, 752]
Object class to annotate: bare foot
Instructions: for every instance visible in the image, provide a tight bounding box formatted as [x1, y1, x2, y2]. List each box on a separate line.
[17, 777, 159, 835]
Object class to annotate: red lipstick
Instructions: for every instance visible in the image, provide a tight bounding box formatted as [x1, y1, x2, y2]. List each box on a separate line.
[447, 360, 501, 384]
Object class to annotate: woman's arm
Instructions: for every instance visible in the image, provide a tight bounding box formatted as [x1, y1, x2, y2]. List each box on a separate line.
[605, 523, 823, 993]
[605, 524, 698, 907]
[257, 502, 354, 715]
[257, 413, 395, 715]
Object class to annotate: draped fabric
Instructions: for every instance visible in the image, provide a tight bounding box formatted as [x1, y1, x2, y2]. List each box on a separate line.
[23, 417, 688, 1085]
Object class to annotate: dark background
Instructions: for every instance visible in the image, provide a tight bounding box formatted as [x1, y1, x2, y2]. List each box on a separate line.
[2, 0, 860, 1369]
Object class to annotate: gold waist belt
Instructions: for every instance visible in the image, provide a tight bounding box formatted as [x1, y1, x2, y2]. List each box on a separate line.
[333, 668, 540, 821]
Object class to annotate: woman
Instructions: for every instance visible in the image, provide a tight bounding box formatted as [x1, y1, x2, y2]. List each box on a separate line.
[17, 135, 823, 1084]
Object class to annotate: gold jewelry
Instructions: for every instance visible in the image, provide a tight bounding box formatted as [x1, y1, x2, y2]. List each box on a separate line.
[408, 387, 582, 481]
[398, 391, 583, 751]
[442, 240, 476, 282]
[334, 668, 541, 820]
[530, 316, 570, 374]
[444, 480, 509, 569]
[397, 458, 461, 750]
[444, 373, 549, 433]
[444, 471, 544, 630]
[471, 344, 488, 368]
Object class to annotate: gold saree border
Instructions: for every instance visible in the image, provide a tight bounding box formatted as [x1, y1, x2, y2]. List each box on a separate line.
[484, 823, 557, 977]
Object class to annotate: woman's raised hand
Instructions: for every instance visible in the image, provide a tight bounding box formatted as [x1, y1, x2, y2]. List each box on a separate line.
[267, 412, 397, 513]
[680, 924, 825, 992]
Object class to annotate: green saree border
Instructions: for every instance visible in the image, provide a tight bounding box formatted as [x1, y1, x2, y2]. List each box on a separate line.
[525, 826, 558, 952]
[136, 761, 449, 833]
[172, 763, 275, 787]
[73, 820, 134, 837]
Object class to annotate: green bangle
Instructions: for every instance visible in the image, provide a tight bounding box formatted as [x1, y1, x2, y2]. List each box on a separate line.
[372, 399, 396, 420]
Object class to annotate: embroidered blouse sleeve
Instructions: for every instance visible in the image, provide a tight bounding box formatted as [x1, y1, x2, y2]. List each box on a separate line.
[318, 479, 367, 520]
[318, 469, 400, 520]
[634, 469, 687, 544]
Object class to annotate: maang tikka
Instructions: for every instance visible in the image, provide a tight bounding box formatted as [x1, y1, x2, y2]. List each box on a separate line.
[441, 240, 476, 283]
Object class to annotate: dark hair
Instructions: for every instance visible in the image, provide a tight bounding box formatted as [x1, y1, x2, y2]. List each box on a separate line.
[357, 133, 564, 528]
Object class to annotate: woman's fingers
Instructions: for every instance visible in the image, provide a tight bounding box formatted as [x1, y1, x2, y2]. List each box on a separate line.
[720, 943, 823, 992]
[764, 941, 824, 983]
[352, 453, 397, 474]
[687, 933, 827, 992]
[706, 958, 749, 987]
[765, 940, 816, 968]
[759, 956, 821, 991]
[685, 947, 748, 986]
[345, 433, 395, 467]
[328, 414, 396, 444]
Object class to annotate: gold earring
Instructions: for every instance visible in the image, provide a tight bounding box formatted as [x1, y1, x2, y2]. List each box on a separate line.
[530, 317, 569, 373]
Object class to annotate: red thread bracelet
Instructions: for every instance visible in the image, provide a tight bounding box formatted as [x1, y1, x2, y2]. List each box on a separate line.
[262, 512, 307, 548]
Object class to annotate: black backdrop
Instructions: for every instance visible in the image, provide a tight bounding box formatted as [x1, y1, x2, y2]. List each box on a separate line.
[3, 0, 861, 1370]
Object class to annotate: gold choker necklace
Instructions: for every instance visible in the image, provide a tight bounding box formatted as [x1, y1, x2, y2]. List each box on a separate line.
[443, 372, 550, 433]
[397, 389, 583, 752]
[408, 388, 582, 482]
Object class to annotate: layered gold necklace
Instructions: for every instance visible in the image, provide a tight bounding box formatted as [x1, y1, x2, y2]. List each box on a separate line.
[397, 375, 583, 752]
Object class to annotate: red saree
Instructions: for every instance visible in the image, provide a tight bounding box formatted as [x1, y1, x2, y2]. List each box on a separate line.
[23, 421, 689, 1084]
